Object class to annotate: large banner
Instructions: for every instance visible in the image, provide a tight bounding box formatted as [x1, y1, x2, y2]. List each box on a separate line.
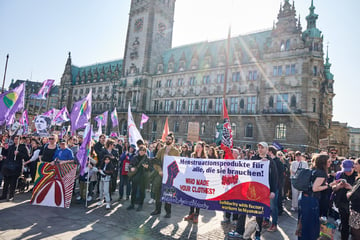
[31, 162, 77, 208]
[162, 156, 271, 217]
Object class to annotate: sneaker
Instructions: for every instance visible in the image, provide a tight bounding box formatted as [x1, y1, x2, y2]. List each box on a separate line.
[86, 196, 92, 202]
[184, 213, 194, 221]
[335, 219, 341, 227]
[76, 196, 81, 201]
[267, 224, 278, 232]
[106, 203, 111, 209]
[126, 204, 135, 210]
[254, 236, 260, 240]
[148, 198, 155, 204]
[193, 215, 198, 224]
[290, 207, 296, 211]
[97, 201, 103, 206]
[320, 216, 327, 222]
[227, 231, 243, 238]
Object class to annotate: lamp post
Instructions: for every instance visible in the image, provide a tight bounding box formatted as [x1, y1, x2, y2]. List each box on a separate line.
[1, 54, 9, 94]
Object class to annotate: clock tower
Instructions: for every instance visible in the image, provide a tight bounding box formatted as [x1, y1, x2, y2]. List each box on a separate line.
[122, 0, 176, 77]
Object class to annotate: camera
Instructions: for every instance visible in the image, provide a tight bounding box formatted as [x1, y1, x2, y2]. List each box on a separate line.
[340, 179, 347, 184]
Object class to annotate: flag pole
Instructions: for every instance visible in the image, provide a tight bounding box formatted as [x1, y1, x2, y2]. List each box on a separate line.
[222, 25, 231, 117]
[1, 54, 9, 94]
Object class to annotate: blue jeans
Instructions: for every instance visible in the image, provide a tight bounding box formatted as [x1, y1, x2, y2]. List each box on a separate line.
[119, 175, 131, 198]
[270, 190, 279, 225]
[298, 194, 320, 240]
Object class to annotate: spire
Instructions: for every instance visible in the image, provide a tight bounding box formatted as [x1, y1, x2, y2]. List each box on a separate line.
[66, 51, 72, 66]
[324, 44, 334, 80]
[302, 0, 322, 39]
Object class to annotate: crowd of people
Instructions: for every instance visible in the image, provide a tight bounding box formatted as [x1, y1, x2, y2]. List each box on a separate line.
[0, 131, 359, 240]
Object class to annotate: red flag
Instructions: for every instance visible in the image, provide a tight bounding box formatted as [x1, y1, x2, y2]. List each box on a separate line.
[221, 99, 234, 159]
[161, 117, 169, 142]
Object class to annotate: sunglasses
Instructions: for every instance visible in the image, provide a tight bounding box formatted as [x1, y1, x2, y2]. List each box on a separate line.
[330, 152, 337, 154]
[49, 138, 55, 140]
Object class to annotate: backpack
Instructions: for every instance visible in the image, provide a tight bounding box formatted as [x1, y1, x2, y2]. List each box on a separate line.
[291, 166, 314, 192]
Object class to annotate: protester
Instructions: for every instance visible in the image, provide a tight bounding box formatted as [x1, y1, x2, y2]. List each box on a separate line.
[97, 155, 114, 209]
[297, 154, 336, 240]
[0, 136, 29, 201]
[118, 144, 135, 201]
[184, 141, 207, 224]
[77, 158, 98, 202]
[24, 138, 41, 182]
[100, 139, 119, 194]
[39, 134, 58, 163]
[52, 139, 74, 164]
[150, 133, 180, 218]
[127, 146, 150, 211]
[290, 151, 308, 211]
[347, 158, 360, 239]
[332, 159, 357, 240]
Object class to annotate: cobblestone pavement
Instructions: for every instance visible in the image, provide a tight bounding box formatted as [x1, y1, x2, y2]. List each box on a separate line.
[0, 189, 340, 240]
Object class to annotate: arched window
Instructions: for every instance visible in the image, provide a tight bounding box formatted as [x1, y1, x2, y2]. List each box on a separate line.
[231, 123, 236, 137]
[285, 39, 290, 51]
[240, 99, 245, 109]
[245, 123, 253, 138]
[275, 123, 287, 140]
[269, 96, 274, 108]
[290, 95, 297, 108]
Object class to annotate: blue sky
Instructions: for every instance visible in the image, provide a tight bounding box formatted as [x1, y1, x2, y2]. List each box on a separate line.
[0, 0, 359, 127]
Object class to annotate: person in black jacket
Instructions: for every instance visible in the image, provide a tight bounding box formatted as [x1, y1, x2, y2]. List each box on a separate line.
[228, 141, 278, 240]
[97, 155, 114, 209]
[0, 136, 30, 201]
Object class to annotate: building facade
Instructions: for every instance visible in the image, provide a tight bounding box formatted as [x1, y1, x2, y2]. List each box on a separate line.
[328, 121, 349, 157]
[59, 0, 335, 151]
[349, 127, 360, 157]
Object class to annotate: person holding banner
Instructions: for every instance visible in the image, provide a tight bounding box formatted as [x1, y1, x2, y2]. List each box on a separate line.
[150, 133, 180, 218]
[184, 141, 208, 224]
[229, 141, 278, 240]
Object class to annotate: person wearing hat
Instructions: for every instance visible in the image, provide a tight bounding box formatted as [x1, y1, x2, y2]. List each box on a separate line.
[51, 139, 74, 165]
[290, 150, 308, 211]
[229, 141, 278, 240]
[331, 159, 357, 240]
[118, 144, 136, 201]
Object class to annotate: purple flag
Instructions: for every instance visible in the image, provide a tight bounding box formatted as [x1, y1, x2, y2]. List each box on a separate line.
[30, 79, 55, 100]
[94, 111, 108, 126]
[70, 90, 92, 134]
[54, 106, 70, 125]
[140, 113, 149, 129]
[0, 83, 25, 125]
[76, 124, 92, 176]
[59, 126, 67, 139]
[111, 108, 118, 127]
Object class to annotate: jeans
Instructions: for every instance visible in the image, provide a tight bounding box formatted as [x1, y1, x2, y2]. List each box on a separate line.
[99, 180, 111, 203]
[119, 175, 131, 198]
[292, 185, 300, 209]
[270, 190, 279, 225]
[298, 194, 320, 240]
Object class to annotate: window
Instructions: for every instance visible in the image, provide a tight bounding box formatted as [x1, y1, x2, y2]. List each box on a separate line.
[276, 94, 289, 112]
[92, 88, 96, 94]
[232, 71, 240, 82]
[152, 121, 157, 132]
[280, 41, 285, 51]
[156, 80, 162, 88]
[166, 79, 172, 87]
[239, 99, 244, 109]
[74, 89, 78, 95]
[286, 65, 291, 76]
[278, 66, 282, 76]
[189, 77, 196, 86]
[86, 88, 89, 93]
[80, 89, 84, 94]
[248, 70, 258, 80]
[285, 39, 290, 51]
[269, 96, 274, 108]
[200, 98, 208, 112]
[98, 87, 103, 93]
[105, 86, 109, 92]
[245, 123, 253, 137]
[174, 121, 179, 133]
[201, 122, 205, 135]
[313, 66, 318, 76]
[165, 100, 171, 112]
[290, 95, 296, 108]
[177, 78, 184, 86]
[312, 98, 316, 113]
[154, 100, 159, 112]
[203, 75, 210, 84]
[175, 100, 182, 113]
[291, 64, 296, 75]
[188, 99, 195, 113]
[273, 66, 282, 76]
[275, 123, 287, 139]
[217, 74, 224, 83]
[247, 96, 256, 113]
[215, 97, 222, 113]
[230, 97, 238, 113]
[231, 123, 236, 137]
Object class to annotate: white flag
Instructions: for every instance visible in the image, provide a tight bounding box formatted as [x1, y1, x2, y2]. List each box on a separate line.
[128, 102, 143, 148]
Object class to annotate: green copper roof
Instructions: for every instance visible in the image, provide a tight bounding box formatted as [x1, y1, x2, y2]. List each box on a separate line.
[303, 0, 321, 39]
[71, 59, 123, 85]
[160, 30, 272, 73]
[324, 46, 334, 80]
